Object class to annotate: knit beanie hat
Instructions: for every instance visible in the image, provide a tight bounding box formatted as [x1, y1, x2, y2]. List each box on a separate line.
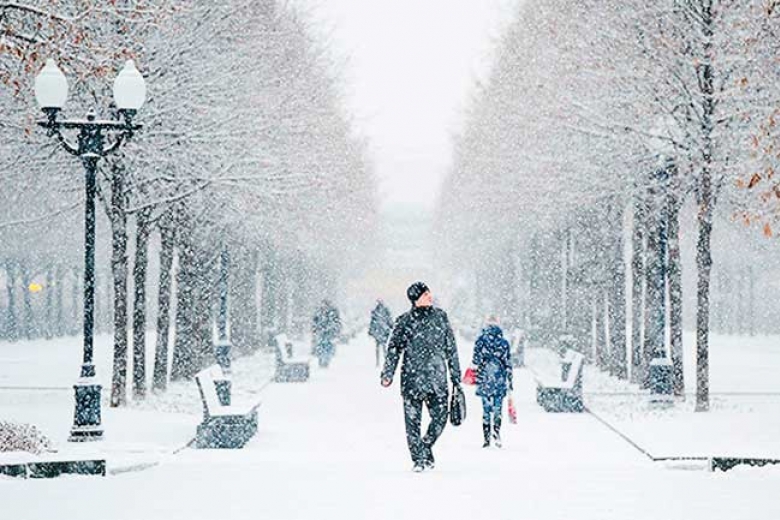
[406, 282, 429, 304]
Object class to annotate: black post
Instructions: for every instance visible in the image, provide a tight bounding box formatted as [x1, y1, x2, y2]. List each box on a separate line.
[70, 152, 103, 441]
[37, 76, 143, 441]
[214, 245, 232, 404]
[82, 155, 97, 373]
[218, 246, 229, 342]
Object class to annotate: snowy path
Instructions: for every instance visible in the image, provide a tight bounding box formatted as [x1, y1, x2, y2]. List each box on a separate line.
[4, 335, 780, 519]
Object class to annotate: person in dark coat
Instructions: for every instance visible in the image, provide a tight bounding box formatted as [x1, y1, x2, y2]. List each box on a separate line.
[312, 300, 342, 368]
[472, 316, 513, 448]
[368, 299, 394, 367]
[381, 282, 462, 472]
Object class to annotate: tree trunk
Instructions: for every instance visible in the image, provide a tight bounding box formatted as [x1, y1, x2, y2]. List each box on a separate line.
[552, 231, 566, 338]
[192, 255, 215, 369]
[104, 273, 113, 336]
[667, 169, 685, 396]
[20, 264, 34, 340]
[528, 235, 542, 346]
[45, 266, 54, 340]
[695, 196, 713, 412]
[561, 231, 570, 334]
[132, 208, 152, 400]
[595, 292, 608, 371]
[230, 246, 260, 354]
[568, 234, 591, 360]
[289, 256, 308, 339]
[516, 248, 529, 332]
[5, 261, 17, 341]
[630, 188, 645, 385]
[643, 174, 667, 389]
[727, 269, 735, 335]
[71, 268, 80, 336]
[171, 234, 214, 380]
[607, 199, 628, 379]
[171, 241, 196, 381]
[277, 264, 290, 334]
[152, 226, 176, 392]
[501, 245, 518, 328]
[110, 163, 129, 408]
[735, 269, 745, 335]
[260, 248, 278, 341]
[54, 265, 64, 337]
[695, 0, 715, 412]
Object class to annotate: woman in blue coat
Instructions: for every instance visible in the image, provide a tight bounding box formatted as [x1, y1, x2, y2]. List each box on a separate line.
[472, 316, 513, 448]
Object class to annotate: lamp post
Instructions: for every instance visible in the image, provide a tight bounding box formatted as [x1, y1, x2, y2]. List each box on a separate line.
[34, 58, 146, 441]
[213, 245, 232, 405]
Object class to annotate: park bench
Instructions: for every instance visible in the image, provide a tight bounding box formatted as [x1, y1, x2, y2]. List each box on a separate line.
[273, 333, 311, 383]
[195, 366, 259, 449]
[0, 457, 105, 479]
[536, 349, 584, 413]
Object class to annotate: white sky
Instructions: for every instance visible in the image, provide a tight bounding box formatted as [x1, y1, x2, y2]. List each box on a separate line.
[296, 0, 521, 213]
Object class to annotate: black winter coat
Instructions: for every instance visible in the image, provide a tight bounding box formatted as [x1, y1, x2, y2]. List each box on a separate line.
[369, 303, 393, 343]
[381, 306, 462, 399]
[472, 325, 513, 398]
[313, 304, 341, 343]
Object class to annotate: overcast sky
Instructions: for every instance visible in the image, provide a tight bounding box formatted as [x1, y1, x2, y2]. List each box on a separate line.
[296, 0, 521, 213]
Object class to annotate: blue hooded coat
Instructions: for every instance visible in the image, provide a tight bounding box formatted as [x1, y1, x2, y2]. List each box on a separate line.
[472, 325, 513, 398]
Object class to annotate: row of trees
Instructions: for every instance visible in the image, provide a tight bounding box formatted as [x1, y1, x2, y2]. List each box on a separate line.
[0, 2, 377, 404]
[437, 1, 780, 410]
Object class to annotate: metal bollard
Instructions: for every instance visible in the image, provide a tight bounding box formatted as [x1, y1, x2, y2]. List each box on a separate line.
[214, 340, 232, 406]
[649, 356, 673, 405]
[215, 340, 232, 374]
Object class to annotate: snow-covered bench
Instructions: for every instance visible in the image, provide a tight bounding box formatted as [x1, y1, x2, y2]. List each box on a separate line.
[195, 366, 259, 449]
[0, 456, 105, 479]
[536, 349, 584, 412]
[272, 333, 310, 383]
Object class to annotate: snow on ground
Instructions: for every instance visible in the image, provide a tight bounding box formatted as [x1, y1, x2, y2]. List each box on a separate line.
[579, 333, 780, 459]
[2, 333, 780, 519]
[0, 333, 275, 472]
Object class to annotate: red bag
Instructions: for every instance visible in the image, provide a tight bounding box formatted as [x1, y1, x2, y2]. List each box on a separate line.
[508, 397, 517, 424]
[462, 367, 477, 385]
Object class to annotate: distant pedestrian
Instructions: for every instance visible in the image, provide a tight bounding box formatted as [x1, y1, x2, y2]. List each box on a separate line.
[471, 316, 513, 448]
[312, 300, 342, 368]
[368, 299, 394, 367]
[381, 282, 462, 472]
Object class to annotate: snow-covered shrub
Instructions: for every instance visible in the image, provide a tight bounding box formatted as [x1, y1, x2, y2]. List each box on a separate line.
[0, 421, 52, 454]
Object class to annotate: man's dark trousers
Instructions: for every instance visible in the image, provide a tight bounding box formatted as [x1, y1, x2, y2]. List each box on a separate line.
[403, 392, 448, 464]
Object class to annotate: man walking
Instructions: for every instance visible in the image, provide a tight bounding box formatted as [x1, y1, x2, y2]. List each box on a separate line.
[369, 299, 393, 367]
[312, 300, 342, 367]
[381, 282, 462, 472]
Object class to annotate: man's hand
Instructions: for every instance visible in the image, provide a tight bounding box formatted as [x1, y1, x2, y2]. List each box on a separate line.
[381, 378, 392, 387]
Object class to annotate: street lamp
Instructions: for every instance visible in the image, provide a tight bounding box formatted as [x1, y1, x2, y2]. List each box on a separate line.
[34, 58, 146, 441]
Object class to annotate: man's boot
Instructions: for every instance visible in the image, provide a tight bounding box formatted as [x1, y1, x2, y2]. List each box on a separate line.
[493, 418, 502, 448]
[482, 422, 491, 448]
[423, 445, 435, 470]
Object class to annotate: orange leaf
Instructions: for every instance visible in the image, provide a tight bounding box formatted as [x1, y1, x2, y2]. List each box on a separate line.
[764, 223, 773, 238]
